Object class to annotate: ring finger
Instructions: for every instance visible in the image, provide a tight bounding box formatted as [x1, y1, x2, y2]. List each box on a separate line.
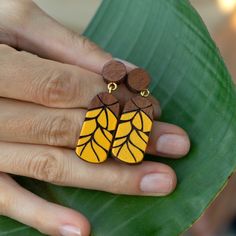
[0, 98, 189, 158]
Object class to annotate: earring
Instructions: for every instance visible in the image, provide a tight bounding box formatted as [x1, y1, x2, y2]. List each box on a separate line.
[111, 68, 154, 164]
[75, 60, 126, 163]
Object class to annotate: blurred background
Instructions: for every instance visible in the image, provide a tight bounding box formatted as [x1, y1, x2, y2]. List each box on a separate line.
[33, 1, 236, 235]
[33, 0, 236, 82]
[191, 0, 236, 82]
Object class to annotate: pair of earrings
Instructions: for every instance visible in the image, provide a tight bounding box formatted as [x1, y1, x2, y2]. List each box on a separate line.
[75, 60, 154, 164]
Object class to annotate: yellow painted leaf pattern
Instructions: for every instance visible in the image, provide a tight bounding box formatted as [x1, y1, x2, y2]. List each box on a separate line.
[112, 110, 153, 164]
[76, 106, 118, 163]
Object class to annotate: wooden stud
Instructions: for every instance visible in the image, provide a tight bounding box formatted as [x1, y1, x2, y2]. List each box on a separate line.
[76, 92, 120, 163]
[127, 68, 151, 92]
[111, 95, 154, 164]
[102, 60, 127, 84]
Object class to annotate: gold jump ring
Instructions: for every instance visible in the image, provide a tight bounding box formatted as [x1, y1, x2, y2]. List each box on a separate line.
[140, 89, 150, 97]
[108, 82, 118, 93]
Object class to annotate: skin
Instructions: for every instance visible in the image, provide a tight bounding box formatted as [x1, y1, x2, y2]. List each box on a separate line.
[0, 1, 190, 235]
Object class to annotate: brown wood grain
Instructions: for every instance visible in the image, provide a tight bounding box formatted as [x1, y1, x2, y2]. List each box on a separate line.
[123, 95, 153, 119]
[127, 68, 151, 92]
[102, 60, 127, 84]
[89, 92, 120, 117]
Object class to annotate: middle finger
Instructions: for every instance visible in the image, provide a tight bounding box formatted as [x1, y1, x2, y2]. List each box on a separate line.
[0, 45, 161, 118]
[0, 141, 177, 196]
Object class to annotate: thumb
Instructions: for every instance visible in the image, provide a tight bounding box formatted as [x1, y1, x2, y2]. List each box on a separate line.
[1, 0, 112, 73]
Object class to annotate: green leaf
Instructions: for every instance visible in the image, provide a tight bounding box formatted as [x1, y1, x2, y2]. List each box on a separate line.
[1, 0, 236, 235]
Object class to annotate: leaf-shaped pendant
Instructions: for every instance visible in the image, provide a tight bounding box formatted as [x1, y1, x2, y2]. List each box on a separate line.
[76, 92, 120, 163]
[112, 96, 153, 164]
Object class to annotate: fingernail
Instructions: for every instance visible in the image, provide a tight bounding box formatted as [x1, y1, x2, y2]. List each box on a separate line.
[140, 173, 172, 194]
[114, 58, 137, 70]
[60, 225, 82, 236]
[156, 134, 190, 156]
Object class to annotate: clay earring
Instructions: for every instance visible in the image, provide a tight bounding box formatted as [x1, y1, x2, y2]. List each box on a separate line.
[111, 68, 154, 164]
[75, 60, 127, 163]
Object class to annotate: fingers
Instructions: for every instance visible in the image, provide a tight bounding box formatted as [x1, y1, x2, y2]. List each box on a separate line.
[0, 44, 105, 108]
[148, 122, 190, 158]
[0, 0, 112, 73]
[0, 142, 176, 196]
[1, 1, 160, 114]
[0, 46, 161, 119]
[0, 98, 188, 157]
[0, 173, 90, 236]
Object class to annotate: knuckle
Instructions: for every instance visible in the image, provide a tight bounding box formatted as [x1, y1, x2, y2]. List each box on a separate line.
[70, 32, 112, 59]
[28, 149, 64, 183]
[40, 69, 76, 107]
[78, 35, 112, 59]
[78, 35, 100, 52]
[76, 36, 113, 60]
[45, 114, 75, 147]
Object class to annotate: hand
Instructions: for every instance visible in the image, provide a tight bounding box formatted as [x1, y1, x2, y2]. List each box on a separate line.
[0, 1, 190, 235]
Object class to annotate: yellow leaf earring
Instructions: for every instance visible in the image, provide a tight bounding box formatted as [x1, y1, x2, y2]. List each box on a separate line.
[75, 60, 127, 163]
[111, 68, 154, 164]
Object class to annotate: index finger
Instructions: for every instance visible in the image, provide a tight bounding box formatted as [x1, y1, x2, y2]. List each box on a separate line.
[0, 0, 112, 73]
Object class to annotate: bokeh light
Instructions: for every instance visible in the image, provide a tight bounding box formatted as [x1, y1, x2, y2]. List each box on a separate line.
[231, 11, 236, 29]
[218, 0, 236, 13]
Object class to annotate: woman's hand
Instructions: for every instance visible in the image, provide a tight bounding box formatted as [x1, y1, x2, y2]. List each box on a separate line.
[0, 1, 190, 235]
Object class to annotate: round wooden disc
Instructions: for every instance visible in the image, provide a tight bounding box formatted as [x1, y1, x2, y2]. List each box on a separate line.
[127, 68, 151, 92]
[102, 60, 127, 84]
